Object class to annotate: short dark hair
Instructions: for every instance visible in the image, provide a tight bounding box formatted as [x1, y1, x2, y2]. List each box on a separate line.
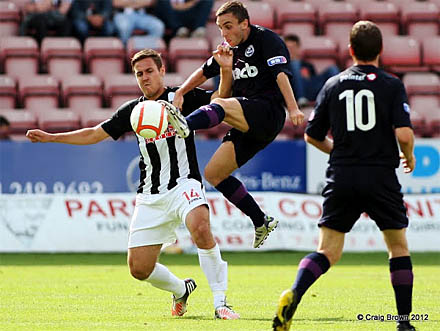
[131, 49, 163, 71]
[284, 34, 300, 45]
[350, 21, 383, 61]
[216, 1, 250, 24]
[0, 115, 10, 127]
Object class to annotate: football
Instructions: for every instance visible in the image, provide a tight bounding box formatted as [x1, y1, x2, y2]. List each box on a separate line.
[130, 100, 168, 139]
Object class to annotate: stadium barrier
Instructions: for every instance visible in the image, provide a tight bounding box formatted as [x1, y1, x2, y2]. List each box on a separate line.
[0, 192, 438, 252]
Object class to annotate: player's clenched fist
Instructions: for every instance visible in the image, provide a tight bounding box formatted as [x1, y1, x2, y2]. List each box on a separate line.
[26, 129, 51, 143]
[290, 108, 304, 126]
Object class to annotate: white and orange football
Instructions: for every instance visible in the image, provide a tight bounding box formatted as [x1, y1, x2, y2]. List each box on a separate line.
[130, 100, 168, 139]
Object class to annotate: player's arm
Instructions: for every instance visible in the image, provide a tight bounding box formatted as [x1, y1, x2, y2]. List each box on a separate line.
[276, 72, 304, 126]
[304, 133, 333, 154]
[174, 68, 208, 109]
[26, 125, 109, 145]
[213, 44, 233, 98]
[396, 127, 415, 173]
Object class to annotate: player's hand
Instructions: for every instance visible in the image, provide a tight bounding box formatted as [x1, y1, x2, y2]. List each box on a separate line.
[400, 152, 416, 173]
[289, 108, 305, 126]
[173, 89, 184, 109]
[213, 44, 233, 69]
[26, 129, 52, 143]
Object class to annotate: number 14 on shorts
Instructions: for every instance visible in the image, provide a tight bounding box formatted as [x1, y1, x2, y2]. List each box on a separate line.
[182, 189, 202, 204]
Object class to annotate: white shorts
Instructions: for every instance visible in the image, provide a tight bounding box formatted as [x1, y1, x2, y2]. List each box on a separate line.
[128, 178, 208, 248]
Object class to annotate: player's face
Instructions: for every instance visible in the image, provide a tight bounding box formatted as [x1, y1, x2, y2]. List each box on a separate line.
[134, 57, 165, 100]
[216, 13, 249, 47]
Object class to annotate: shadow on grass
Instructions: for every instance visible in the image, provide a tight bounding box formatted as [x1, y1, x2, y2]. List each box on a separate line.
[0, 251, 439, 266]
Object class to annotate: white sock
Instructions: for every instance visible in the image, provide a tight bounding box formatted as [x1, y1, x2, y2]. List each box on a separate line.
[197, 244, 227, 308]
[145, 263, 186, 298]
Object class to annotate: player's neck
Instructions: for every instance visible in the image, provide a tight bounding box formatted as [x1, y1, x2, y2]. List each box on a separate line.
[353, 58, 379, 67]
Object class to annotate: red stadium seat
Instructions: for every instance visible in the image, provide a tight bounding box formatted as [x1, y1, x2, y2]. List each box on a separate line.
[0, 109, 37, 136]
[0, 37, 39, 79]
[410, 95, 439, 110]
[205, 22, 222, 46]
[271, 1, 315, 32]
[0, 2, 20, 37]
[0, 75, 16, 108]
[408, 109, 427, 137]
[300, 36, 338, 73]
[282, 22, 315, 37]
[318, 2, 358, 36]
[84, 37, 125, 80]
[381, 36, 424, 73]
[242, 1, 275, 30]
[168, 37, 210, 71]
[104, 74, 142, 109]
[163, 73, 184, 88]
[19, 75, 59, 110]
[401, 2, 439, 39]
[79, 108, 114, 127]
[175, 58, 206, 81]
[403, 72, 440, 97]
[359, 1, 400, 36]
[126, 36, 167, 67]
[40, 37, 82, 80]
[411, 98, 440, 137]
[62, 75, 103, 109]
[32, 108, 80, 133]
[422, 37, 440, 72]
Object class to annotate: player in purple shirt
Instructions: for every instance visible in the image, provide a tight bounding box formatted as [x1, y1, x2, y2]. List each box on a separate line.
[273, 21, 416, 331]
[163, 0, 304, 249]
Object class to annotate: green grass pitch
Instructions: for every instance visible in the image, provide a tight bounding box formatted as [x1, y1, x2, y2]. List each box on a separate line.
[0, 252, 439, 330]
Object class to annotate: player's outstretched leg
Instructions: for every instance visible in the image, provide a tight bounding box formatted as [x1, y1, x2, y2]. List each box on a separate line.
[214, 176, 279, 248]
[172, 278, 197, 316]
[272, 289, 299, 331]
[253, 215, 279, 248]
[159, 100, 190, 138]
[273, 252, 330, 329]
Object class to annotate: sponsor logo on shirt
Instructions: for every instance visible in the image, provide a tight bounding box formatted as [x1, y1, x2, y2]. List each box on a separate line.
[366, 73, 377, 81]
[339, 74, 366, 82]
[233, 63, 258, 79]
[245, 45, 254, 57]
[144, 125, 177, 143]
[267, 56, 287, 66]
[403, 103, 411, 114]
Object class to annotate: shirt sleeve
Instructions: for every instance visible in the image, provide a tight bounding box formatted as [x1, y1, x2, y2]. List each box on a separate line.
[181, 88, 213, 116]
[392, 80, 412, 128]
[262, 30, 293, 79]
[202, 56, 220, 79]
[305, 84, 330, 141]
[101, 100, 136, 140]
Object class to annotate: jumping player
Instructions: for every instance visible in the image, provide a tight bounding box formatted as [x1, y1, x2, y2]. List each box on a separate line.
[272, 21, 416, 331]
[163, 0, 304, 248]
[26, 49, 239, 320]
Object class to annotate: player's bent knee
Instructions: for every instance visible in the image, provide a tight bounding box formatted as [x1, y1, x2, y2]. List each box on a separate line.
[129, 264, 155, 280]
[204, 168, 223, 187]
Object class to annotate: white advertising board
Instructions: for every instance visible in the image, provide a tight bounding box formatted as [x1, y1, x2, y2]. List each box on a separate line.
[0, 192, 438, 252]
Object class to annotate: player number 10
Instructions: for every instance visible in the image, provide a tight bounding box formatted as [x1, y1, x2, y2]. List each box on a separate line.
[339, 89, 376, 132]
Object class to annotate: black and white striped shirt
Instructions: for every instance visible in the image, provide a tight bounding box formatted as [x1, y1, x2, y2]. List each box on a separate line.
[102, 87, 213, 194]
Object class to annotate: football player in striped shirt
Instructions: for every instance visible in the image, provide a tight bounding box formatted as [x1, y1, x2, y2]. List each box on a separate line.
[26, 49, 239, 320]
